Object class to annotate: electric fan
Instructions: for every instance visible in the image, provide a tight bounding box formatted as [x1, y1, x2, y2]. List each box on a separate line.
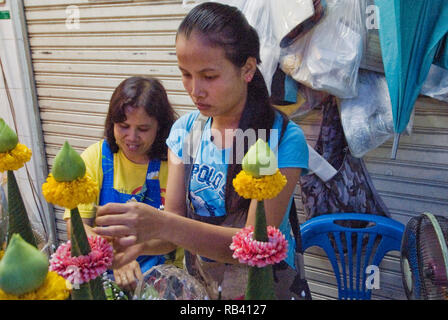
[400, 212, 448, 300]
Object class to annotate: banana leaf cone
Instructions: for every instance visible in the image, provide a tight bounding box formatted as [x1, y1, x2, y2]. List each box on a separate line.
[69, 207, 106, 300]
[6, 170, 37, 248]
[245, 201, 277, 300]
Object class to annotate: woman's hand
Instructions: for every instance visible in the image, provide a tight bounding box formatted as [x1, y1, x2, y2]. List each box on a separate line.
[111, 240, 145, 269]
[112, 260, 143, 294]
[94, 202, 162, 248]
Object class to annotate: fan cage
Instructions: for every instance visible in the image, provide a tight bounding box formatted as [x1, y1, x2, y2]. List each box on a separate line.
[401, 213, 448, 300]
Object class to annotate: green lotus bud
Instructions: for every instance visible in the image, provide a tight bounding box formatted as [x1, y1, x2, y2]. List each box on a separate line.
[0, 118, 18, 153]
[51, 141, 86, 182]
[242, 139, 278, 178]
[0, 233, 49, 295]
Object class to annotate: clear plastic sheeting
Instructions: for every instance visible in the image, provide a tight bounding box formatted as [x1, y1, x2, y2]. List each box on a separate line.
[240, 0, 279, 94]
[280, 0, 365, 98]
[133, 264, 209, 300]
[421, 64, 448, 103]
[339, 70, 413, 159]
[270, 0, 315, 41]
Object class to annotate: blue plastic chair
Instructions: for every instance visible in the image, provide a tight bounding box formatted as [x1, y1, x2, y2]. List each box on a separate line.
[300, 213, 404, 300]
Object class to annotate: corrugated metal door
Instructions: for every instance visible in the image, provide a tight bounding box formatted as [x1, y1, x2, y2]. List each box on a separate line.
[23, 0, 194, 242]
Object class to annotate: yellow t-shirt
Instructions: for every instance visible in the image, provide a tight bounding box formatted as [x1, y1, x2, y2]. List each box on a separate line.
[63, 140, 168, 220]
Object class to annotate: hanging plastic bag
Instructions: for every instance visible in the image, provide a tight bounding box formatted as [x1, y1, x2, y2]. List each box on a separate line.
[271, 64, 330, 118]
[239, 0, 279, 95]
[270, 0, 315, 43]
[421, 64, 448, 103]
[280, 0, 365, 98]
[339, 70, 414, 158]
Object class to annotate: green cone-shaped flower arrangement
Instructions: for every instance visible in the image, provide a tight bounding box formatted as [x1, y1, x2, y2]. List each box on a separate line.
[0, 118, 36, 248]
[231, 139, 288, 300]
[0, 119, 18, 153]
[0, 233, 70, 299]
[0, 233, 48, 295]
[43, 141, 106, 300]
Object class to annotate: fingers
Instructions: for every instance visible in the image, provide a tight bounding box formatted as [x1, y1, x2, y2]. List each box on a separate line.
[93, 225, 135, 238]
[112, 242, 143, 269]
[95, 213, 135, 228]
[95, 202, 129, 217]
[113, 261, 142, 293]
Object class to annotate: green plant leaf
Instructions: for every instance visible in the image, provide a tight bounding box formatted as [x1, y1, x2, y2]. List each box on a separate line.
[70, 207, 90, 256]
[7, 170, 37, 247]
[69, 207, 107, 300]
[246, 266, 276, 300]
[245, 201, 277, 300]
[71, 277, 107, 300]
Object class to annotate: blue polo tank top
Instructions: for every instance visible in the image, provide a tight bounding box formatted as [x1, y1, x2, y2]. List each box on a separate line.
[99, 140, 165, 274]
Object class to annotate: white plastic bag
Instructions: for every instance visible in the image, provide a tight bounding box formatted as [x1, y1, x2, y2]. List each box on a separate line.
[421, 64, 448, 103]
[270, 0, 315, 42]
[280, 0, 365, 98]
[242, 0, 279, 94]
[339, 70, 414, 158]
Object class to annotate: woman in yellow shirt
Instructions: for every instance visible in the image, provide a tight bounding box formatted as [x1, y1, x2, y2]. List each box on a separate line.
[64, 76, 179, 293]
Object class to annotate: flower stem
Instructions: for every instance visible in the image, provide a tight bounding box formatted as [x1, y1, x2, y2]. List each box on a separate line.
[70, 207, 90, 256]
[253, 201, 268, 242]
[69, 207, 106, 300]
[6, 170, 37, 247]
[245, 201, 277, 300]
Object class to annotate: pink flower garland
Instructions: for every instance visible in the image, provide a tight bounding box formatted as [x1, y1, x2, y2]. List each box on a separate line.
[230, 226, 288, 268]
[49, 236, 113, 286]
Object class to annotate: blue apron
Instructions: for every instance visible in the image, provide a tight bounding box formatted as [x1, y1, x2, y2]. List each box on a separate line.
[99, 140, 165, 274]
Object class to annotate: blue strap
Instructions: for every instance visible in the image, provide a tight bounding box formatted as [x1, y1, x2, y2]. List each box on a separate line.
[100, 140, 114, 189]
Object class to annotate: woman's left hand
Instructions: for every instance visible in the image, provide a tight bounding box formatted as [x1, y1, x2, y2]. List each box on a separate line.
[94, 202, 161, 248]
[113, 260, 143, 294]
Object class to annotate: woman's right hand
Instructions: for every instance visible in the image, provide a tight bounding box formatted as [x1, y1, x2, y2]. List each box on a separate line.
[94, 202, 163, 248]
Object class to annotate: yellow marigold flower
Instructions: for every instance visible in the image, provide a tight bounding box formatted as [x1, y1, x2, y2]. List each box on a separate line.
[233, 169, 287, 201]
[0, 143, 32, 172]
[0, 271, 70, 300]
[42, 173, 98, 209]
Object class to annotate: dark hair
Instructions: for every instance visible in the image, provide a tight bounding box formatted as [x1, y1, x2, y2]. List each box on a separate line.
[104, 76, 177, 161]
[177, 2, 288, 215]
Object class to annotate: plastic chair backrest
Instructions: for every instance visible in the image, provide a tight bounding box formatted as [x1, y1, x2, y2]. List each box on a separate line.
[300, 213, 404, 300]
